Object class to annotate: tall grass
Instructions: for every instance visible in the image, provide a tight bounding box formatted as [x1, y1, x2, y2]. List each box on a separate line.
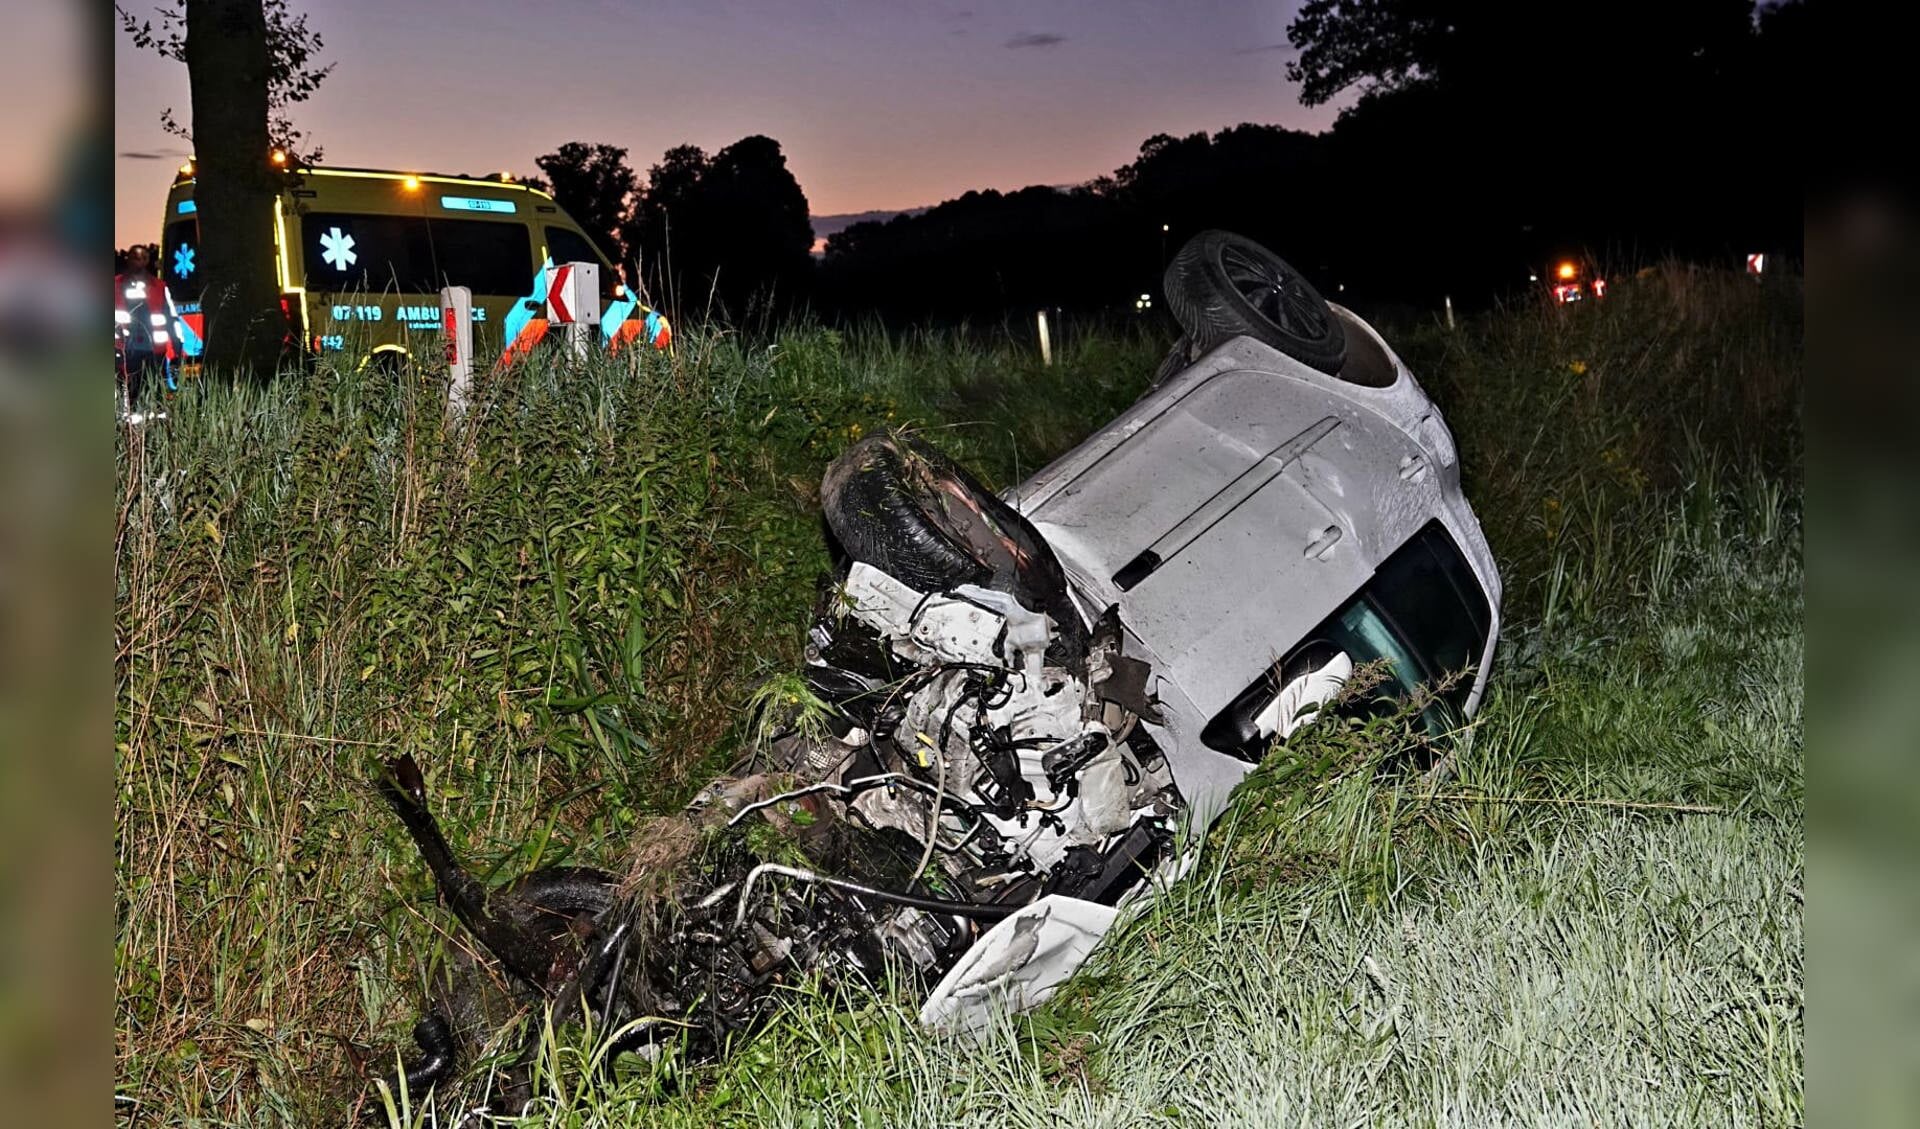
[420, 461, 1802, 1129]
[115, 267, 1800, 1124]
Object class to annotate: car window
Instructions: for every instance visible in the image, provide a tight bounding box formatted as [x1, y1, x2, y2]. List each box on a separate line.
[544, 226, 601, 270]
[300, 212, 533, 297]
[161, 218, 200, 292]
[427, 218, 533, 297]
[1364, 521, 1491, 708]
[301, 212, 435, 293]
[1202, 520, 1490, 757]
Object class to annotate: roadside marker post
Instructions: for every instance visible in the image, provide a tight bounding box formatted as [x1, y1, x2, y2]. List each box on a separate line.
[545, 261, 601, 361]
[440, 285, 473, 415]
[1037, 309, 1053, 367]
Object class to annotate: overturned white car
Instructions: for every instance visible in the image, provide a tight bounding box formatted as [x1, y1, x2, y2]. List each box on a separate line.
[374, 231, 1501, 1104]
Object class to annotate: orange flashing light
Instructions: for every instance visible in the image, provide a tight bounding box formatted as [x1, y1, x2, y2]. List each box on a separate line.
[1556, 261, 1577, 281]
[402, 175, 422, 191]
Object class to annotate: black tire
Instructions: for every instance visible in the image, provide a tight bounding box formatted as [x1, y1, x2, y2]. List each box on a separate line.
[821, 432, 1087, 658]
[1163, 230, 1346, 375]
[506, 865, 618, 929]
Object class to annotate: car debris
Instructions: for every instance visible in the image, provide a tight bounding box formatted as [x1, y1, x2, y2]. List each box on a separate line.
[367, 230, 1501, 1113]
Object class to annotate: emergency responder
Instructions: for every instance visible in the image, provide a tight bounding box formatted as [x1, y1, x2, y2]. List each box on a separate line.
[114, 245, 175, 416]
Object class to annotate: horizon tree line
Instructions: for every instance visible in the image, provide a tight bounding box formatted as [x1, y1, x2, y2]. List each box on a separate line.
[120, 0, 1807, 368]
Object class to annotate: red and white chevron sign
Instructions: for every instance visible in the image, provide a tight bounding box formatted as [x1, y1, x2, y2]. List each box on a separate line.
[546, 264, 575, 323]
[543, 261, 602, 360]
[544, 261, 601, 333]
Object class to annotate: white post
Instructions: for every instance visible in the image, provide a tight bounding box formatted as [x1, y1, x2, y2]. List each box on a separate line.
[1444, 294, 1455, 331]
[545, 261, 602, 362]
[1037, 309, 1053, 367]
[440, 285, 473, 415]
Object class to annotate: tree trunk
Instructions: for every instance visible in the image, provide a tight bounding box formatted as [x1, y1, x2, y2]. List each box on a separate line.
[185, 0, 284, 379]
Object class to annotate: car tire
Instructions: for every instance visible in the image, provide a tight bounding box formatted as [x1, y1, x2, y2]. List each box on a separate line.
[1163, 230, 1346, 375]
[506, 865, 618, 927]
[821, 432, 1087, 657]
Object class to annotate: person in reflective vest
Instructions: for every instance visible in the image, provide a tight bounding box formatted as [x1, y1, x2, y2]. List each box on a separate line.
[114, 245, 178, 411]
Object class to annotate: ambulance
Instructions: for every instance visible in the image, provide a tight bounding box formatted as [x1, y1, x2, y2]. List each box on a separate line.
[159, 155, 669, 369]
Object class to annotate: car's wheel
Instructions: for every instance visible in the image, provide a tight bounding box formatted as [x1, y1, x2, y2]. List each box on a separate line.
[1163, 230, 1346, 375]
[364, 347, 410, 379]
[505, 865, 618, 930]
[821, 432, 1087, 658]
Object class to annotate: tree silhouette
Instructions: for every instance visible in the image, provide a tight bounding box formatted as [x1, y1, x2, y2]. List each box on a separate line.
[699, 136, 815, 316]
[503, 5, 1806, 330]
[1284, 0, 1452, 107]
[820, 185, 1132, 324]
[624, 144, 710, 303]
[625, 137, 813, 319]
[533, 142, 638, 267]
[1286, 1, 1759, 109]
[813, 0, 1804, 332]
[1278, 0, 1799, 287]
[1109, 124, 1329, 265]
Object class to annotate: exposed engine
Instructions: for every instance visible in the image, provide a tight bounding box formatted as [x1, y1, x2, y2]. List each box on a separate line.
[781, 561, 1180, 938]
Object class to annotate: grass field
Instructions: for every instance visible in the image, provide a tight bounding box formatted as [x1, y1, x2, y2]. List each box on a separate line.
[115, 268, 1801, 1125]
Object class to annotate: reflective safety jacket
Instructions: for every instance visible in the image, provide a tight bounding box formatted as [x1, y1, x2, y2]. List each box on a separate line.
[114, 271, 182, 360]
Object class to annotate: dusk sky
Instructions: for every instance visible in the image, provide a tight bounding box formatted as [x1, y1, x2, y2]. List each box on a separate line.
[114, 1, 1343, 248]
